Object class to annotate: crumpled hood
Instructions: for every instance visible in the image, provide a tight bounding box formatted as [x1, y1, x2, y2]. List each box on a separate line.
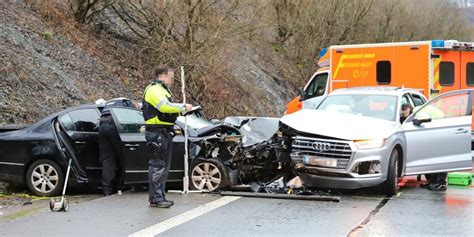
[224, 116, 280, 147]
[280, 109, 400, 140]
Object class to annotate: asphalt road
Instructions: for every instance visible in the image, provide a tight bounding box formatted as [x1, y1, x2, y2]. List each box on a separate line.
[0, 178, 472, 237]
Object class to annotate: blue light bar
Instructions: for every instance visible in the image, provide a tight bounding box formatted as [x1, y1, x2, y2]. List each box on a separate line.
[319, 48, 328, 58]
[431, 40, 445, 48]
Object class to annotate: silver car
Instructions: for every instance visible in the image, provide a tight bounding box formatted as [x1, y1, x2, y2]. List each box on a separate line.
[280, 87, 472, 195]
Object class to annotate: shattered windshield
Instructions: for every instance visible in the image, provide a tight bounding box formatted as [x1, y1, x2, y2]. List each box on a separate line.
[177, 114, 213, 130]
[239, 118, 279, 147]
[317, 94, 398, 121]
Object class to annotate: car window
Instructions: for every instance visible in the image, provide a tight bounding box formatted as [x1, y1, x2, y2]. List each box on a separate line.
[414, 92, 470, 120]
[411, 94, 426, 107]
[401, 94, 412, 107]
[68, 109, 100, 132]
[110, 108, 145, 133]
[304, 73, 328, 100]
[58, 113, 75, 131]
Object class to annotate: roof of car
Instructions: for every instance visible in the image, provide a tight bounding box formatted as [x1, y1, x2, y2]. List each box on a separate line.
[330, 86, 422, 96]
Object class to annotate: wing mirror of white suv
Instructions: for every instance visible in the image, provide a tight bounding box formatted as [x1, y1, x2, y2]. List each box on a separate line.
[299, 87, 306, 101]
[413, 118, 432, 126]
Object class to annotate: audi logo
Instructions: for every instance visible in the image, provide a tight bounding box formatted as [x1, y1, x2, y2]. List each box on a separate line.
[312, 142, 332, 152]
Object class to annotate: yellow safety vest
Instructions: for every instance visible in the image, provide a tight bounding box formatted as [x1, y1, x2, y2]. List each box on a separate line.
[142, 82, 184, 125]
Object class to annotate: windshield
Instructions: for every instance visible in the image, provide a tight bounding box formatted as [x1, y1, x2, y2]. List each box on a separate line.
[176, 114, 213, 130]
[317, 94, 398, 121]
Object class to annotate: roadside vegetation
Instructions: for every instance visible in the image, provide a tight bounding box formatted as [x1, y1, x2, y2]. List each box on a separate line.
[1, 0, 472, 124]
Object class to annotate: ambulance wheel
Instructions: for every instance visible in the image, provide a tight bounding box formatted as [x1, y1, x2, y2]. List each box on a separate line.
[190, 158, 229, 192]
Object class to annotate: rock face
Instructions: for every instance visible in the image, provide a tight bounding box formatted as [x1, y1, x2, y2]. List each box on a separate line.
[0, 0, 137, 125]
[0, 0, 300, 126]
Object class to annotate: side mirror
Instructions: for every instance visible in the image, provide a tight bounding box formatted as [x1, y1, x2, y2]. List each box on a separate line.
[413, 118, 431, 126]
[299, 88, 306, 101]
[211, 119, 220, 125]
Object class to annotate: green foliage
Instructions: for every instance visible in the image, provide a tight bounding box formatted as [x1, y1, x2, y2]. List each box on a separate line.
[271, 42, 286, 54]
[40, 31, 53, 40]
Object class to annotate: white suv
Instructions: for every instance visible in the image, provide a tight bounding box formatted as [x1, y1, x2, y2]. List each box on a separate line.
[280, 87, 472, 195]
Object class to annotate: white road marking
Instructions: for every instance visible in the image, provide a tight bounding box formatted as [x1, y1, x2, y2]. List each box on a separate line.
[129, 196, 241, 237]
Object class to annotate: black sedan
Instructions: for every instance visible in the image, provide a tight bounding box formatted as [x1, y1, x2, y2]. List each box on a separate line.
[0, 103, 242, 196]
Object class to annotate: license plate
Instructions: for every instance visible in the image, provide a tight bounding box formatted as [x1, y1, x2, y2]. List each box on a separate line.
[306, 157, 338, 167]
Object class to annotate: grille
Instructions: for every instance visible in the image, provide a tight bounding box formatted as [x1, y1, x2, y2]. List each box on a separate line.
[292, 136, 352, 169]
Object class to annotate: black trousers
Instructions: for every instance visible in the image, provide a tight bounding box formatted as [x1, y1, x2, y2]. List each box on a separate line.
[425, 173, 448, 185]
[99, 117, 125, 194]
[146, 127, 174, 203]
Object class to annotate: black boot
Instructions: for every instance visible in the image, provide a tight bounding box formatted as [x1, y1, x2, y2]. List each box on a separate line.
[150, 200, 173, 208]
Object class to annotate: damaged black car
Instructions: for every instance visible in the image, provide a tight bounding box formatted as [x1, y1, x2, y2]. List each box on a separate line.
[0, 103, 291, 196]
[188, 116, 292, 191]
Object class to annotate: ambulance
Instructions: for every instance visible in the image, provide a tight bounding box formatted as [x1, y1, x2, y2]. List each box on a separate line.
[286, 40, 474, 114]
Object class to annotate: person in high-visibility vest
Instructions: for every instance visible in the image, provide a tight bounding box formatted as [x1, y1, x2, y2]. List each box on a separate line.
[142, 66, 192, 208]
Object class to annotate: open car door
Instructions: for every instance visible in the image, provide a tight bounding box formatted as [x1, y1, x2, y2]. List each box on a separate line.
[402, 90, 472, 175]
[57, 108, 101, 182]
[51, 119, 88, 182]
[109, 107, 149, 184]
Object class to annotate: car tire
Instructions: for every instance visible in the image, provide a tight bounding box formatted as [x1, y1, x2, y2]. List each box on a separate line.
[26, 159, 64, 197]
[190, 158, 229, 192]
[382, 149, 399, 197]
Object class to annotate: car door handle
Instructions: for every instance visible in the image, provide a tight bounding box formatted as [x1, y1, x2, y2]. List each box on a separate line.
[125, 144, 140, 147]
[125, 144, 140, 151]
[455, 128, 468, 134]
[75, 141, 86, 144]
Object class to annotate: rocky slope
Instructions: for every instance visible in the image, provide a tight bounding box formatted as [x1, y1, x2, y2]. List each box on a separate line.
[0, 0, 298, 126]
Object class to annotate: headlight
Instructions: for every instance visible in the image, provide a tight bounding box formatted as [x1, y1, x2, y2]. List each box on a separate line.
[223, 135, 242, 142]
[354, 139, 385, 149]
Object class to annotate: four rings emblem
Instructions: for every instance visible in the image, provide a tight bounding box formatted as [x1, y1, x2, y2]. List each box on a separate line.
[312, 142, 332, 152]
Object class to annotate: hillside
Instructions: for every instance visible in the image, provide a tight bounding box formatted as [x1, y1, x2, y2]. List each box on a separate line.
[0, 0, 299, 125]
[1, 0, 471, 125]
[1, 1, 138, 124]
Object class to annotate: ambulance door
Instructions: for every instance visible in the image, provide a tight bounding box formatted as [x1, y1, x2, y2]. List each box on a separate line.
[461, 51, 474, 89]
[431, 50, 461, 97]
[301, 72, 329, 109]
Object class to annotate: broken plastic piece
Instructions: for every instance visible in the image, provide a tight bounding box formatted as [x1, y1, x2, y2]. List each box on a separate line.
[286, 176, 304, 189]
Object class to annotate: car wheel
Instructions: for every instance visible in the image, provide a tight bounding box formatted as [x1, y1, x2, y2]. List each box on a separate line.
[26, 159, 64, 197]
[382, 149, 399, 197]
[190, 158, 229, 192]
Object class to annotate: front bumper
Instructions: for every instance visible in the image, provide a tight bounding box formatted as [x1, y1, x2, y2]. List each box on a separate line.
[291, 144, 392, 189]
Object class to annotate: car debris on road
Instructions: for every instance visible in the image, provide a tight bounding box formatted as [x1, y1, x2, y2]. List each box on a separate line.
[220, 176, 341, 202]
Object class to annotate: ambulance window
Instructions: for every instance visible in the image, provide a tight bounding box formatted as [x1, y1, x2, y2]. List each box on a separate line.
[376, 61, 391, 84]
[466, 63, 474, 86]
[304, 73, 328, 99]
[439, 62, 454, 86]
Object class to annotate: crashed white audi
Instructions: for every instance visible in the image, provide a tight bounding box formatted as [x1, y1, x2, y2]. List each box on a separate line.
[280, 87, 472, 195]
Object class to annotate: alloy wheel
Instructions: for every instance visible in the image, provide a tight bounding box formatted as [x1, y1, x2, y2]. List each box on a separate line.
[191, 162, 222, 191]
[31, 164, 60, 194]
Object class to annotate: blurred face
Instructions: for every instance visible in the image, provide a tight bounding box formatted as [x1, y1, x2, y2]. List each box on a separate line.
[401, 108, 411, 118]
[157, 70, 175, 86]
